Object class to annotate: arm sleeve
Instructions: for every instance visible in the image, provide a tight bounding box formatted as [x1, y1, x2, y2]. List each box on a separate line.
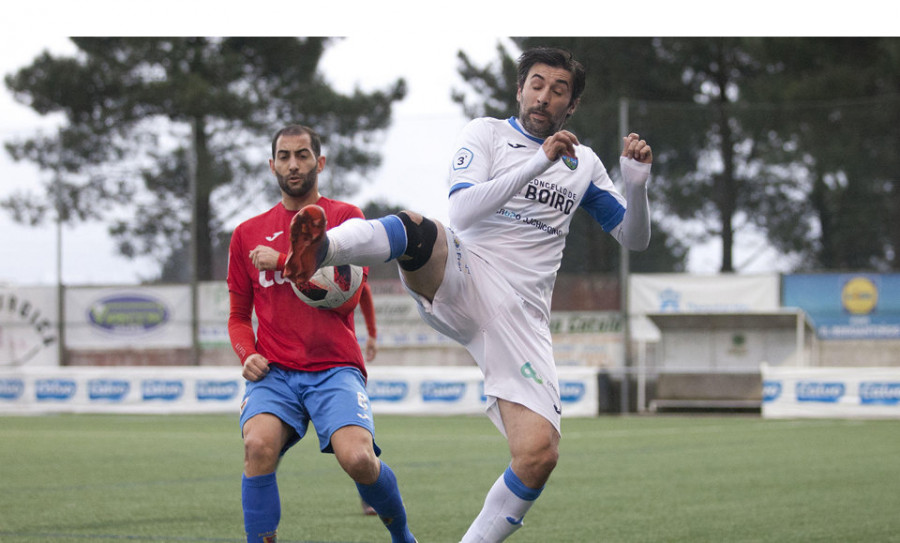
[448, 149, 553, 230]
[228, 290, 257, 364]
[611, 157, 652, 250]
[226, 226, 257, 364]
[358, 282, 377, 338]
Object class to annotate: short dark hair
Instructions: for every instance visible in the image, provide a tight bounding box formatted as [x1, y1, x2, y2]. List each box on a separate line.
[516, 47, 586, 106]
[271, 124, 322, 159]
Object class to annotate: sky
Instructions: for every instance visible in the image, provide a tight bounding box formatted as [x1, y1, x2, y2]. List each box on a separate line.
[0, 3, 886, 286]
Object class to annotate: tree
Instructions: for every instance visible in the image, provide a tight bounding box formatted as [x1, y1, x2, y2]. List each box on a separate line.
[622, 37, 900, 273]
[645, 37, 807, 273]
[3, 37, 406, 281]
[744, 38, 900, 271]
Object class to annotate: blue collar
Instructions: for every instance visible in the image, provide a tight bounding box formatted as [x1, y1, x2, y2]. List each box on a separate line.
[507, 117, 545, 144]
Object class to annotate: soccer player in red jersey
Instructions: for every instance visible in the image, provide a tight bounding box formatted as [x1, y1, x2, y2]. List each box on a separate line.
[227, 124, 416, 543]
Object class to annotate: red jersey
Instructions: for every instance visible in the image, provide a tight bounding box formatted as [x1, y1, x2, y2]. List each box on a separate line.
[227, 197, 367, 376]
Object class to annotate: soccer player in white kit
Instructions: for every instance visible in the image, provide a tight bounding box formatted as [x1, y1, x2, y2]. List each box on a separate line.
[284, 47, 653, 542]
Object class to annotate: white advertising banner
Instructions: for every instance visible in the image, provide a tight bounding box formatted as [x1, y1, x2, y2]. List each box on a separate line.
[366, 366, 600, 417]
[198, 281, 232, 347]
[0, 366, 601, 417]
[0, 286, 59, 367]
[762, 365, 900, 419]
[65, 286, 193, 349]
[0, 366, 244, 415]
[630, 273, 780, 315]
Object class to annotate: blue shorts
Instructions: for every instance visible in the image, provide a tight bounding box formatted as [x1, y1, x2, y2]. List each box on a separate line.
[239, 365, 379, 456]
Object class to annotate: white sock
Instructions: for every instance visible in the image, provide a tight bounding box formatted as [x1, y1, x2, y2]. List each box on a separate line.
[460, 467, 542, 543]
[322, 217, 405, 267]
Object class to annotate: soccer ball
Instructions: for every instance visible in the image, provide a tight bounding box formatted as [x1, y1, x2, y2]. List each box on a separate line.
[290, 264, 363, 309]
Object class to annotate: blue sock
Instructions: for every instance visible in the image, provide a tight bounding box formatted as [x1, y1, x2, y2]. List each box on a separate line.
[356, 461, 415, 543]
[242, 473, 280, 543]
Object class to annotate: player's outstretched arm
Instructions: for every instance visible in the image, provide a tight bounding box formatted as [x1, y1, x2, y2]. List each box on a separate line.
[615, 133, 652, 251]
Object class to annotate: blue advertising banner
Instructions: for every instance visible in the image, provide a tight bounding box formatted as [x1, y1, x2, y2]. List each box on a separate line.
[782, 274, 900, 339]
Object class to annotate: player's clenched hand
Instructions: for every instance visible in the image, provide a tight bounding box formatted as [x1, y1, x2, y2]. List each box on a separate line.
[242, 354, 271, 382]
[250, 245, 281, 271]
[621, 133, 652, 164]
[542, 130, 579, 162]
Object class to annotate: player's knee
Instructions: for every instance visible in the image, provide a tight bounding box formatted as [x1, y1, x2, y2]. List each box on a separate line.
[529, 447, 558, 475]
[540, 447, 559, 474]
[337, 447, 379, 484]
[243, 434, 280, 474]
[396, 211, 438, 272]
[515, 445, 559, 484]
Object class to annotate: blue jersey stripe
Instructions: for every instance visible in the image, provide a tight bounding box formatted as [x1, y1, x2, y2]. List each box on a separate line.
[507, 117, 544, 144]
[449, 181, 474, 197]
[580, 183, 625, 232]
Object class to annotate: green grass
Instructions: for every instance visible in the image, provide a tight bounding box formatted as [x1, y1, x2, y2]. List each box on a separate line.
[1, 414, 899, 542]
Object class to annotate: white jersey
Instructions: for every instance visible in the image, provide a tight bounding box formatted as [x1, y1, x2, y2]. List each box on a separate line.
[447, 116, 627, 319]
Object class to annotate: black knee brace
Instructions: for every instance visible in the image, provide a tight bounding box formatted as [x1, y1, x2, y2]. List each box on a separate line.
[397, 211, 438, 272]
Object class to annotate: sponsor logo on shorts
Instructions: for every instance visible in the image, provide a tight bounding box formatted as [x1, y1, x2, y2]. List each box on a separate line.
[357, 391, 371, 420]
[88, 379, 130, 402]
[520, 362, 543, 384]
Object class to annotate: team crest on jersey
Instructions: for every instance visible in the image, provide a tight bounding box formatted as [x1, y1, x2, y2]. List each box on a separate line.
[561, 155, 578, 171]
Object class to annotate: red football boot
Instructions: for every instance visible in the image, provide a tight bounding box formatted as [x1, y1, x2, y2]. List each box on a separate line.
[284, 204, 328, 285]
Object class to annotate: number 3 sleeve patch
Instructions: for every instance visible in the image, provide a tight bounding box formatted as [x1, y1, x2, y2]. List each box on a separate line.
[452, 147, 474, 170]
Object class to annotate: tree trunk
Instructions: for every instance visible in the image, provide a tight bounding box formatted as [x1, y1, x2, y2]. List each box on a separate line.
[714, 73, 736, 273]
[192, 117, 214, 281]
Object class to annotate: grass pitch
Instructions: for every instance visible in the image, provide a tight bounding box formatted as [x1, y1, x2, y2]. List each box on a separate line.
[1, 414, 898, 542]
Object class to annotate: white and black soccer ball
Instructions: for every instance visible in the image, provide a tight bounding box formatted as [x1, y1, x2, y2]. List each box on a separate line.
[290, 264, 363, 309]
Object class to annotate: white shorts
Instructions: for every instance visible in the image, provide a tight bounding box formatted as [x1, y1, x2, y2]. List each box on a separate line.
[401, 226, 561, 436]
